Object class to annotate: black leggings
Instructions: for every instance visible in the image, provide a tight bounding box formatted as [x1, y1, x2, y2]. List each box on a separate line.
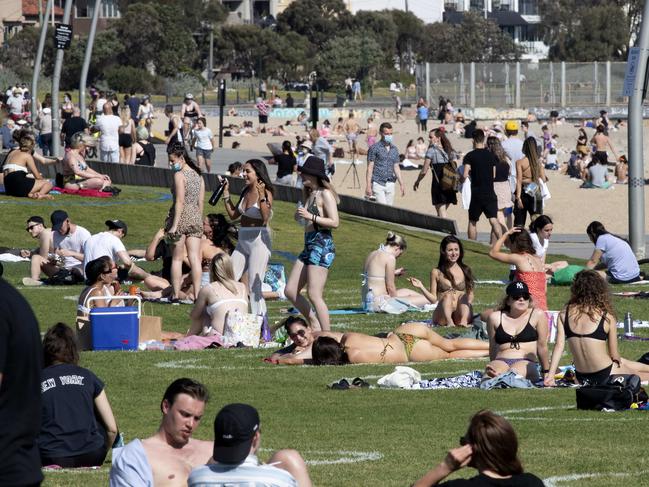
[41, 445, 107, 468]
[514, 192, 542, 226]
[419, 119, 428, 131]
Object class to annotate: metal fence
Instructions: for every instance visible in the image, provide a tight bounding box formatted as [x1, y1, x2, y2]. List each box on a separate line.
[416, 61, 628, 108]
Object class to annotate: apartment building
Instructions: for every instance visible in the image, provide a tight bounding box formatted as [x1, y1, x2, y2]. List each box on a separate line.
[443, 0, 547, 61]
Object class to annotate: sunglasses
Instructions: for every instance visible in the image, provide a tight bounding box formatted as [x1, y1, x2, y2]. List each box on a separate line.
[102, 265, 117, 273]
[511, 294, 531, 301]
[288, 329, 307, 339]
[26, 224, 40, 231]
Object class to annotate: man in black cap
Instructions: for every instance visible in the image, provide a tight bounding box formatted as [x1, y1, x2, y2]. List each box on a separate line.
[82, 219, 168, 291]
[188, 403, 312, 487]
[49, 209, 91, 282]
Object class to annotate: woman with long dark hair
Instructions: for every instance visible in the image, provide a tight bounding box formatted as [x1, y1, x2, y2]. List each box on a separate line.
[285, 156, 339, 331]
[310, 322, 489, 365]
[585, 220, 641, 283]
[38, 323, 118, 468]
[486, 136, 513, 235]
[413, 410, 544, 486]
[514, 136, 546, 226]
[222, 159, 274, 317]
[546, 270, 649, 386]
[198, 213, 236, 288]
[409, 235, 475, 326]
[413, 128, 458, 218]
[165, 142, 205, 301]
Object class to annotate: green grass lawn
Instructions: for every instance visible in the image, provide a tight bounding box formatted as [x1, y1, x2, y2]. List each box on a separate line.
[2, 186, 649, 487]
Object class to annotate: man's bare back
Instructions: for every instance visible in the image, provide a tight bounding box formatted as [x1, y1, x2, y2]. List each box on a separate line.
[142, 436, 212, 487]
[344, 118, 360, 135]
[593, 132, 608, 151]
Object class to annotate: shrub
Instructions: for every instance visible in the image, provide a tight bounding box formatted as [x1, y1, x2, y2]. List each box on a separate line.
[103, 66, 154, 94]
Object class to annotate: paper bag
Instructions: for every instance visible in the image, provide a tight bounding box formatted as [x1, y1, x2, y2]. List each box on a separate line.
[139, 315, 162, 342]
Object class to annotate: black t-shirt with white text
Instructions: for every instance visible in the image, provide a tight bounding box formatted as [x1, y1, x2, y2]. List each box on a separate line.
[0, 278, 44, 486]
[464, 148, 498, 195]
[38, 363, 105, 458]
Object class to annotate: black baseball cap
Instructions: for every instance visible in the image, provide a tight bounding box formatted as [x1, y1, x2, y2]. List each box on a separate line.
[105, 219, 127, 236]
[51, 210, 69, 232]
[212, 403, 260, 464]
[506, 281, 529, 299]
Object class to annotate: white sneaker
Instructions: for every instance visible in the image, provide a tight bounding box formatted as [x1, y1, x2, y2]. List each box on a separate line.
[22, 277, 43, 286]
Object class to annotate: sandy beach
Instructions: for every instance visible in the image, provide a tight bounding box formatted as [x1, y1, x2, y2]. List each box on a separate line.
[151, 110, 649, 237]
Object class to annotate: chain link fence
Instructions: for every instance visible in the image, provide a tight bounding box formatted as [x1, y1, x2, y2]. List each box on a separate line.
[416, 62, 628, 108]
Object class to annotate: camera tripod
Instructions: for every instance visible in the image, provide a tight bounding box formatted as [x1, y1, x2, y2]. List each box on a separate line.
[341, 148, 361, 189]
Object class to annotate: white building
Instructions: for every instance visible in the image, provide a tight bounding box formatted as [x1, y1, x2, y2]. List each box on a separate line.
[442, 0, 548, 61]
[347, 0, 444, 24]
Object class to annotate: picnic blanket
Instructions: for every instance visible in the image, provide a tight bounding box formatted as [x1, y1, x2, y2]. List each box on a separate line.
[52, 186, 114, 198]
[377, 367, 484, 390]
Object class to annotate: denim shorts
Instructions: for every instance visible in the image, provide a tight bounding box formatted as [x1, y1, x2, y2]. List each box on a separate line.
[196, 148, 213, 159]
[298, 230, 335, 269]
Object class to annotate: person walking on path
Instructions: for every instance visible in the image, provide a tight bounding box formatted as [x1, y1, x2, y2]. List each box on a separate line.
[463, 129, 502, 241]
[366, 122, 405, 205]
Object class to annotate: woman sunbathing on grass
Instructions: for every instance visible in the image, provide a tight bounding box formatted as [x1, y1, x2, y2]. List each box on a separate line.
[268, 318, 488, 365]
[361, 232, 429, 311]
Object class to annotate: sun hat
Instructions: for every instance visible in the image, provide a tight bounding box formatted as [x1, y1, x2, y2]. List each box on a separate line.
[299, 155, 328, 182]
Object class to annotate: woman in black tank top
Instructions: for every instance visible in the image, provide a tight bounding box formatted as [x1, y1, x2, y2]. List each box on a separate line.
[546, 270, 649, 386]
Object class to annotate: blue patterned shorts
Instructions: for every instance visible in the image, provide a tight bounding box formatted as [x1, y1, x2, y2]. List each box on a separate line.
[298, 230, 336, 269]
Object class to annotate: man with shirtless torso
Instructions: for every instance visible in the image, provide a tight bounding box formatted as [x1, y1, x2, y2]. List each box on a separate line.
[590, 124, 617, 163]
[110, 378, 212, 487]
[343, 112, 360, 156]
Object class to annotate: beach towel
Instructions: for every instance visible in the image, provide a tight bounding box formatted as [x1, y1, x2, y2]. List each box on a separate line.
[377, 366, 422, 389]
[0, 253, 28, 262]
[52, 186, 114, 198]
[418, 371, 483, 390]
[173, 335, 225, 350]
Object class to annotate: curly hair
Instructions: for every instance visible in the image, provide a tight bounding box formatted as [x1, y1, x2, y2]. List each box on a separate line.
[567, 270, 615, 320]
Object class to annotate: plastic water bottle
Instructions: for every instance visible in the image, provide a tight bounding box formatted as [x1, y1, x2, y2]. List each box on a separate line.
[624, 312, 634, 336]
[364, 288, 374, 312]
[295, 201, 307, 226]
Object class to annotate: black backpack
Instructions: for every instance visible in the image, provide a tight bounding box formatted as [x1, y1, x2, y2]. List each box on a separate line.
[576, 374, 647, 411]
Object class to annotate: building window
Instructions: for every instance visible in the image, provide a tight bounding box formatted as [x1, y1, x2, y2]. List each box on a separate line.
[520, 24, 540, 42]
[469, 0, 485, 12]
[75, 0, 94, 19]
[493, 0, 512, 11]
[519, 0, 539, 16]
[444, 0, 459, 11]
[101, 0, 121, 19]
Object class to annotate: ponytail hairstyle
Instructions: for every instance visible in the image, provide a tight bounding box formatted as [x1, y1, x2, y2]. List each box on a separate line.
[437, 235, 474, 292]
[529, 215, 553, 235]
[384, 231, 407, 251]
[168, 141, 202, 175]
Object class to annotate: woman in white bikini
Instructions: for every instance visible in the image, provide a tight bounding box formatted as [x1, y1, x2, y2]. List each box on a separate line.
[77, 257, 125, 322]
[362, 232, 429, 311]
[409, 235, 475, 326]
[222, 159, 274, 317]
[189, 253, 248, 336]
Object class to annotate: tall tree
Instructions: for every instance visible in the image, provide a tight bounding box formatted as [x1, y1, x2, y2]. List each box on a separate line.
[315, 34, 381, 87]
[276, 0, 353, 48]
[388, 9, 425, 71]
[539, 0, 630, 60]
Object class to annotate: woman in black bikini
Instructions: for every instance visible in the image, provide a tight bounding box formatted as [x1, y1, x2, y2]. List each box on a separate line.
[485, 281, 549, 382]
[545, 270, 649, 386]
